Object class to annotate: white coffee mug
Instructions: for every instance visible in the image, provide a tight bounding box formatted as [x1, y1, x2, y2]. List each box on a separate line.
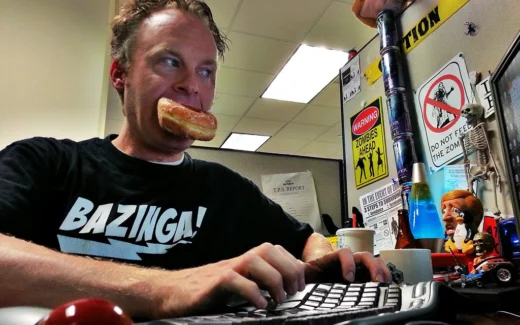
[379, 249, 433, 285]
[335, 228, 375, 254]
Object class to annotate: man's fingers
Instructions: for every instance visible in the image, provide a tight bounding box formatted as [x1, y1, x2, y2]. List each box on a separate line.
[251, 243, 300, 296]
[244, 252, 286, 303]
[275, 245, 305, 292]
[353, 252, 389, 282]
[335, 248, 356, 282]
[378, 258, 392, 283]
[220, 270, 267, 309]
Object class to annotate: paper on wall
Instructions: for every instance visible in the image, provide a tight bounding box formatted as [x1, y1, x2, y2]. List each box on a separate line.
[359, 182, 402, 255]
[443, 164, 477, 193]
[340, 55, 361, 104]
[476, 76, 495, 118]
[261, 171, 323, 233]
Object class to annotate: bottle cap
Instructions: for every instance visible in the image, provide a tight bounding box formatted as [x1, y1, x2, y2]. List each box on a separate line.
[412, 162, 428, 183]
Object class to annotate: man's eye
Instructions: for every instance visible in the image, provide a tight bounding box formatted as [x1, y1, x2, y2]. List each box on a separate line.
[453, 208, 460, 214]
[200, 69, 213, 78]
[442, 209, 446, 214]
[162, 58, 180, 67]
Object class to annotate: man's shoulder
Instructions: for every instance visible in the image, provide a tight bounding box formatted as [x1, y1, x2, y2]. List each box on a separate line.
[190, 156, 253, 184]
[3, 136, 105, 160]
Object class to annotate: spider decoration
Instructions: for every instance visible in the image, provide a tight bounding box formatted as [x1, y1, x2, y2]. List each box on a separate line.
[465, 22, 477, 36]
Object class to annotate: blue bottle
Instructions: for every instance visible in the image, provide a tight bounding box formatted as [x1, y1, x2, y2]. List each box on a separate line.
[409, 163, 445, 239]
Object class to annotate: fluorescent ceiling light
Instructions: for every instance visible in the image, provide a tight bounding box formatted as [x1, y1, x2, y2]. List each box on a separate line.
[221, 133, 270, 151]
[262, 44, 349, 104]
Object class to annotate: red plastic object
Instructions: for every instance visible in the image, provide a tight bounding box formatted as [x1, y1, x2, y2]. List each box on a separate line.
[431, 253, 474, 268]
[38, 298, 133, 325]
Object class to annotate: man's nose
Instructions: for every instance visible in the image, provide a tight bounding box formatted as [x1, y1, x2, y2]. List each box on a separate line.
[442, 213, 454, 221]
[174, 71, 199, 95]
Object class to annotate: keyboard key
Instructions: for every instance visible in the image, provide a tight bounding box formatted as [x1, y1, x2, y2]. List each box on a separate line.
[308, 295, 323, 302]
[285, 284, 316, 302]
[350, 283, 364, 287]
[275, 301, 301, 310]
[330, 289, 345, 295]
[347, 286, 362, 292]
[317, 284, 332, 292]
[365, 282, 380, 287]
[342, 296, 358, 302]
[327, 293, 341, 299]
[345, 291, 360, 297]
[362, 292, 377, 298]
[305, 300, 320, 307]
[313, 291, 326, 297]
[363, 287, 378, 293]
[333, 284, 347, 290]
[320, 303, 336, 308]
[299, 305, 315, 311]
[324, 298, 339, 304]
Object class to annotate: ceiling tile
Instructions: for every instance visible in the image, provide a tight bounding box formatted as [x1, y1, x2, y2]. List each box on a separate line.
[192, 131, 230, 148]
[309, 83, 341, 108]
[297, 141, 343, 159]
[231, 0, 332, 42]
[276, 123, 329, 141]
[233, 117, 285, 135]
[214, 114, 241, 132]
[315, 122, 343, 143]
[257, 135, 311, 155]
[216, 67, 273, 97]
[211, 93, 256, 116]
[304, 1, 376, 52]
[246, 98, 305, 122]
[223, 32, 298, 74]
[204, 0, 241, 30]
[105, 118, 122, 136]
[106, 100, 123, 121]
[292, 105, 341, 126]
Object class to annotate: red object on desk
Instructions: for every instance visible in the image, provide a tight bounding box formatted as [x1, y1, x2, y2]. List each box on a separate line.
[352, 213, 357, 228]
[431, 253, 474, 268]
[38, 298, 133, 325]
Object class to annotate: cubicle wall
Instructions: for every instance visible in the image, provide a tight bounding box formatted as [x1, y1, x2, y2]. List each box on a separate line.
[342, 0, 520, 217]
[188, 147, 344, 235]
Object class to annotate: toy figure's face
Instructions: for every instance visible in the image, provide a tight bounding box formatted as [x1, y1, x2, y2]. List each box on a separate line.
[441, 198, 466, 236]
[473, 232, 494, 256]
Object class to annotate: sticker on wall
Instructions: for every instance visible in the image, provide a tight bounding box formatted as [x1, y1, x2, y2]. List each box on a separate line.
[476, 76, 495, 118]
[340, 55, 361, 104]
[364, 0, 470, 86]
[351, 97, 388, 189]
[415, 53, 474, 173]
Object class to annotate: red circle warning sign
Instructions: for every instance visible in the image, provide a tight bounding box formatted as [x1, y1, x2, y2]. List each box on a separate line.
[422, 74, 464, 134]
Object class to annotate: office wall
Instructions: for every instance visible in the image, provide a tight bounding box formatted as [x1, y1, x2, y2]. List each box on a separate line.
[0, 0, 114, 149]
[343, 0, 520, 216]
[187, 147, 344, 234]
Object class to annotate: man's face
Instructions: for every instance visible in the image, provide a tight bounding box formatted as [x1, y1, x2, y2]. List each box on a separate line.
[441, 198, 466, 236]
[121, 9, 217, 153]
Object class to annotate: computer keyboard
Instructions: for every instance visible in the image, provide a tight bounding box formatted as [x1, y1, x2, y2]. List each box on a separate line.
[138, 281, 460, 325]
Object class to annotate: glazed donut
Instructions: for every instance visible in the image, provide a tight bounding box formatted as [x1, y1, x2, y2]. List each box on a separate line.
[157, 98, 217, 141]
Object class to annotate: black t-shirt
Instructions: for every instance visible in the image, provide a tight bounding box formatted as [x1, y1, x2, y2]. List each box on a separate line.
[0, 135, 314, 269]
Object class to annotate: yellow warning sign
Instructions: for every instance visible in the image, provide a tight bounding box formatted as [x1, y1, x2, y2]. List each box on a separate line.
[351, 97, 388, 189]
[364, 0, 469, 86]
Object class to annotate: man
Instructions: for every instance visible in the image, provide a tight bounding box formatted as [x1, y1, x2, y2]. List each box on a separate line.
[0, 0, 390, 320]
[441, 190, 484, 254]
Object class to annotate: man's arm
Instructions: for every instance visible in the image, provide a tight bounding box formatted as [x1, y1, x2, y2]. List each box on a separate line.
[0, 234, 305, 319]
[0, 233, 158, 317]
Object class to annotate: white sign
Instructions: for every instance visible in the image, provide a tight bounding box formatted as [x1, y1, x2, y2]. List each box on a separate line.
[340, 55, 361, 104]
[476, 76, 495, 118]
[443, 164, 477, 193]
[359, 182, 402, 255]
[261, 171, 323, 233]
[415, 53, 474, 173]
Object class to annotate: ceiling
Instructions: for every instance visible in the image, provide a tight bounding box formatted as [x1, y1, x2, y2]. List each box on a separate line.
[105, 0, 378, 160]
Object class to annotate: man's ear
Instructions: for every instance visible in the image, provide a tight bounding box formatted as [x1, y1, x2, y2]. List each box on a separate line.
[110, 60, 126, 92]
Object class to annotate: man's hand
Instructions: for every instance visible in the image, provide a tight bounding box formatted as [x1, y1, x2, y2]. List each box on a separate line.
[303, 248, 392, 284]
[151, 243, 305, 318]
